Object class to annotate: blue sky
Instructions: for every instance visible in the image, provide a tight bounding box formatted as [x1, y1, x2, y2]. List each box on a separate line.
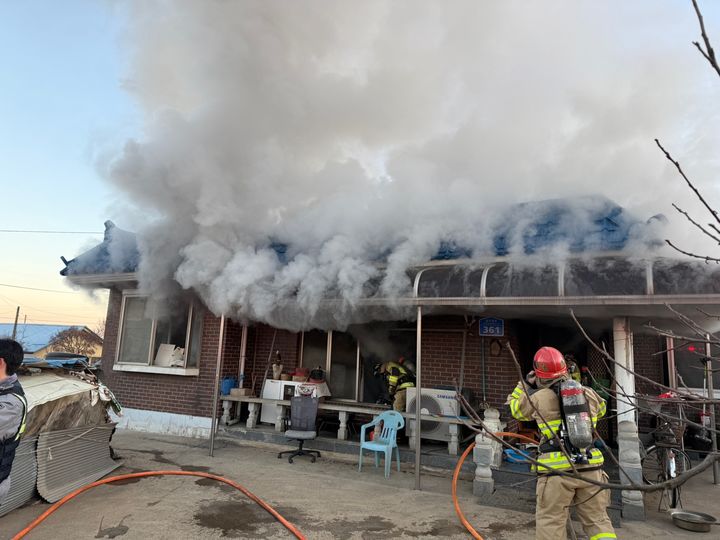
[0, 1, 137, 326]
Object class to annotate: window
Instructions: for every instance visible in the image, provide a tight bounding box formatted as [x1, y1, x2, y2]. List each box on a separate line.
[300, 330, 361, 401]
[115, 293, 203, 375]
[673, 341, 720, 396]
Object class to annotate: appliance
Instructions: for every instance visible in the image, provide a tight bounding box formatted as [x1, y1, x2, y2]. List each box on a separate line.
[405, 387, 459, 442]
[259, 380, 321, 424]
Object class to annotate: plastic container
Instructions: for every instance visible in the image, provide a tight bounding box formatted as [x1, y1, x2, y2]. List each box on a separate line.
[503, 448, 531, 463]
[221, 377, 238, 396]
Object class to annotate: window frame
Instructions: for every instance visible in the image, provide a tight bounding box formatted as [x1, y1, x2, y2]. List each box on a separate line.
[114, 291, 201, 376]
[299, 330, 362, 402]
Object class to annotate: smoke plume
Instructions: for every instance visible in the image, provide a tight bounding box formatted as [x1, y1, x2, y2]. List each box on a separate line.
[106, 1, 720, 330]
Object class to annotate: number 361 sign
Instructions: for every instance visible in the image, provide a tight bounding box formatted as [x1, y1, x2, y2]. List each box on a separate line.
[478, 317, 504, 337]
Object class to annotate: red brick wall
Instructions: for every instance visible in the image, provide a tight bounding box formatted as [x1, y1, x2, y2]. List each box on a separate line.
[246, 324, 301, 396]
[102, 288, 242, 419]
[420, 317, 520, 418]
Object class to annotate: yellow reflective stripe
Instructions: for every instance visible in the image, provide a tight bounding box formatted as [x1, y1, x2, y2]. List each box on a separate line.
[598, 401, 607, 418]
[509, 399, 531, 421]
[532, 449, 605, 471]
[589, 534, 616, 540]
[592, 416, 598, 427]
[537, 419, 561, 438]
[12, 393, 27, 441]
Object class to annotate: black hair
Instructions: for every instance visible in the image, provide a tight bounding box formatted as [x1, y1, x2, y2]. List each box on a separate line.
[0, 339, 23, 376]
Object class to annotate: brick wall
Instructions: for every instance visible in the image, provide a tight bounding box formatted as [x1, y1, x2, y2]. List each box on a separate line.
[419, 317, 520, 414]
[246, 324, 301, 396]
[102, 288, 243, 419]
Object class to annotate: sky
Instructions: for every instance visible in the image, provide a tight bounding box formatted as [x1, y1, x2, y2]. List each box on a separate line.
[1, 1, 719, 331]
[0, 1, 137, 328]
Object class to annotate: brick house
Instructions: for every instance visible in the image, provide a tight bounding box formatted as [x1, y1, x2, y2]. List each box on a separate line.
[60, 205, 720, 445]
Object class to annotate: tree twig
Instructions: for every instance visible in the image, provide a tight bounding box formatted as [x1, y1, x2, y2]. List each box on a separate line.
[692, 0, 720, 78]
[656, 139, 720, 227]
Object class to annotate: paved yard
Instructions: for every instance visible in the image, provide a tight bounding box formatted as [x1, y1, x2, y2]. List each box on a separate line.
[0, 430, 717, 539]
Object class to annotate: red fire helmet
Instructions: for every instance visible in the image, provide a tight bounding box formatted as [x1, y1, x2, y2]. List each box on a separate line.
[533, 346, 568, 380]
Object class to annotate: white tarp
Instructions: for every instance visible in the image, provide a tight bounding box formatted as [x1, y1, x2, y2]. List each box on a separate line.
[19, 373, 96, 411]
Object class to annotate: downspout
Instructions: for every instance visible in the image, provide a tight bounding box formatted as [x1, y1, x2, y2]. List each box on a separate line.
[209, 313, 227, 457]
[415, 305, 423, 491]
[238, 324, 248, 388]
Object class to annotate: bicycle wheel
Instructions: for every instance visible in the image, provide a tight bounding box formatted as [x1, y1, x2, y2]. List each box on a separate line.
[641, 445, 664, 484]
[642, 446, 692, 484]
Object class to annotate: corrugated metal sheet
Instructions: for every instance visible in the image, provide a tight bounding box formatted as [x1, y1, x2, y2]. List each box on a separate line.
[36, 424, 120, 503]
[0, 436, 38, 517]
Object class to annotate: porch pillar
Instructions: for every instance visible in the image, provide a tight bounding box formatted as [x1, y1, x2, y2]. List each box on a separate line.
[612, 317, 644, 520]
[473, 408, 503, 496]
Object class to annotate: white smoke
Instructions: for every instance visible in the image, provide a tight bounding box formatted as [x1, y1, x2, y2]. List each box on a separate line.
[106, 1, 720, 329]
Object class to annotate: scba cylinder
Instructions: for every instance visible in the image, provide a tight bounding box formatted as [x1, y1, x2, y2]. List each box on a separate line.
[560, 379, 593, 451]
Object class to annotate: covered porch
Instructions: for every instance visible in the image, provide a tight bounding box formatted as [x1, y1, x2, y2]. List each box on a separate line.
[209, 256, 720, 522]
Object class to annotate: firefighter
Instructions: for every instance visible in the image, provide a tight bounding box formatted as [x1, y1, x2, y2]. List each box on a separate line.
[507, 346, 615, 540]
[373, 360, 415, 412]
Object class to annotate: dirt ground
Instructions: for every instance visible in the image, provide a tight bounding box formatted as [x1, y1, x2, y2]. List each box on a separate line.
[0, 430, 717, 539]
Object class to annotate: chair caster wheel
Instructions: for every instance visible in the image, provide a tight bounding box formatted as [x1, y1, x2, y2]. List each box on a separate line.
[311, 457, 316, 463]
[289, 458, 294, 464]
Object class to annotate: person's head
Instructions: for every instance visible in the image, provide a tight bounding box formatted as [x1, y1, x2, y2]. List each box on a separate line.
[533, 346, 567, 380]
[0, 339, 23, 378]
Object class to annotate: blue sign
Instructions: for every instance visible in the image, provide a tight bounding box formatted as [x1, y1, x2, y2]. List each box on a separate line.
[479, 317, 504, 337]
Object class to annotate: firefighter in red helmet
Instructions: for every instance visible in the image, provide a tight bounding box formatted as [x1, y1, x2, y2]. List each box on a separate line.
[507, 346, 615, 540]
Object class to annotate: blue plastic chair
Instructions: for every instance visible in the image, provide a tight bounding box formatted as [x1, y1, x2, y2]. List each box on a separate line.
[358, 411, 404, 478]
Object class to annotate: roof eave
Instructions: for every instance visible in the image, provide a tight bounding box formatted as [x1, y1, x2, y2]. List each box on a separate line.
[65, 272, 138, 289]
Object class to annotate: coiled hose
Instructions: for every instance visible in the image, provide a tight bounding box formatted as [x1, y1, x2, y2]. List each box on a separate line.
[452, 432, 538, 539]
[12, 470, 306, 540]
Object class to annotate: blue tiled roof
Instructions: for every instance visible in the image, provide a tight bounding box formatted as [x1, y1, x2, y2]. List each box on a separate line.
[60, 221, 139, 276]
[0, 324, 81, 353]
[60, 196, 661, 276]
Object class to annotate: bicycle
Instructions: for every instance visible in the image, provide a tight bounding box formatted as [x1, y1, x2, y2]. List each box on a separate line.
[640, 392, 692, 510]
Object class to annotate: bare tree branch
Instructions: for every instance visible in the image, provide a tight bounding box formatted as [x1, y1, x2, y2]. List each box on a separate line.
[656, 139, 720, 227]
[692, 0, 720, 78]
[672, 203, 720, 244]
[665, 239, 720, 263]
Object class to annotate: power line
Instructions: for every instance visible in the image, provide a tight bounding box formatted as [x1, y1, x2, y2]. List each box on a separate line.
[0, 229, 103, 234]
[0, 283, 79, 294]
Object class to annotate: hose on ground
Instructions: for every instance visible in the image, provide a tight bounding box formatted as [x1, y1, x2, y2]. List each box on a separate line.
[452, 432, 538, 540]
[12, 470, 306, 540]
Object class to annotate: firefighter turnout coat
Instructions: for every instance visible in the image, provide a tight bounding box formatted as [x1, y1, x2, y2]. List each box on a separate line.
[508, 380, 606, 472]
[507, 380, 616, 540]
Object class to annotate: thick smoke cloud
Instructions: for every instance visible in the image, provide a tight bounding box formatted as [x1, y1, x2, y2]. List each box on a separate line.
[107, 1, 720, 330]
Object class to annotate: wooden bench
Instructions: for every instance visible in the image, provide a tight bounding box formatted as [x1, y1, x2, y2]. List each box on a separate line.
[220, 395, 468, 455]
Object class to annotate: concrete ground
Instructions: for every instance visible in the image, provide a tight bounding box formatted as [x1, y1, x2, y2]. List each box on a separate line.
[0, 430, 718, 539]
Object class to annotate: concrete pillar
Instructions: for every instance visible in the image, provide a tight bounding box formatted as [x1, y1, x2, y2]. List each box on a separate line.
[617, 420, 645, 520]
[473, 431, 495, 496]
[613, 317, 644, 520]
[482, 408, 504, 468]
[473, 409, 502, 496]
[613, 317, 636, 423]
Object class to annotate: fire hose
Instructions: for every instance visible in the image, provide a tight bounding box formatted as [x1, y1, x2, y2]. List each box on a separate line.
[15, 431, 536, 540]
[452, 432, 538, 540]
[12, 470, 306, 540]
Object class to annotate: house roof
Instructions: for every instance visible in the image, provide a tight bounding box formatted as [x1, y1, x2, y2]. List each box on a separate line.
[0, 324, 97, 353]
[60, 220, 139, 277]
[60, 196, 660, 277]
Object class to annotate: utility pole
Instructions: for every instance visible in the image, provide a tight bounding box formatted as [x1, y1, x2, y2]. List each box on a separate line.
[11, 306, 19, 340]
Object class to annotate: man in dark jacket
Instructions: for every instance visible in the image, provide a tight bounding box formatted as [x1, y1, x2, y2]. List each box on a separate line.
[0, 339, 27, 504]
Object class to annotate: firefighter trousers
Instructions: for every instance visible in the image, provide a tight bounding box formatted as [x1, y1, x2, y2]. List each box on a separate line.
[535, 468, 616, 540]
